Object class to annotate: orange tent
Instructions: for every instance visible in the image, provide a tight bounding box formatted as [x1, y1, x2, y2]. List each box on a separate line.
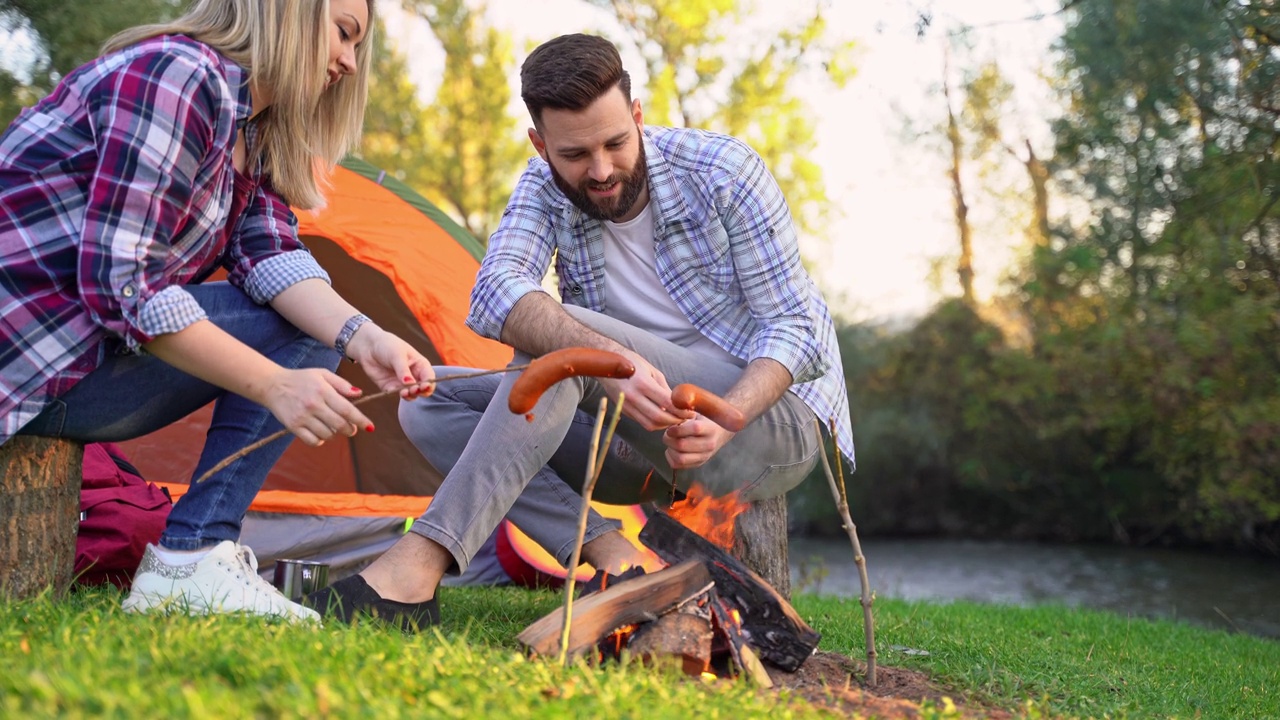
[118, 157, 646, 583]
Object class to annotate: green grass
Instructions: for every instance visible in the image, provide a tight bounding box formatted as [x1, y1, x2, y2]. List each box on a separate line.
[798, 595, 1280, 719]
[1, 585, 1276, 719]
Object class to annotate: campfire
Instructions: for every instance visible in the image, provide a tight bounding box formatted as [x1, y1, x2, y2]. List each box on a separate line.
[508, 382, 870, 687]
[516, 489, 821, 686]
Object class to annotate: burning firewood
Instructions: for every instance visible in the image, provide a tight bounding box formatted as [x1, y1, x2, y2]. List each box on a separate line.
[517, 560, 714, 661]
[626, 597, 714, 676]
[708, 591, 773, 688]
[639, 512, 822, 672]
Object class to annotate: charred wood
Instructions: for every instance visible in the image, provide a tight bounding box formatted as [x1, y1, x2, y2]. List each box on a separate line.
[639, 512, 820, 672]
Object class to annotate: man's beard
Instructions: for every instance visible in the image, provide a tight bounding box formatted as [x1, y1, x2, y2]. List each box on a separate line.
[549, 136, 648, 222]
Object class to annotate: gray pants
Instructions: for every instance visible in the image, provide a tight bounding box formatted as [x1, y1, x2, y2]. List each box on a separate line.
[399, 306, 820, 574]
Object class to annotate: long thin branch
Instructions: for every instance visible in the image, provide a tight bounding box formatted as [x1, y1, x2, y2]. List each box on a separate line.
[558, 394, 625, 666]
[818, 418, 877, 687]
[191, 364, 531, 484]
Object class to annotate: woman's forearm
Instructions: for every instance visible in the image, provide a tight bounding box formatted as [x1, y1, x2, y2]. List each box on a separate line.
[142, 319, 284, 406]
[268, 278, 368, 356]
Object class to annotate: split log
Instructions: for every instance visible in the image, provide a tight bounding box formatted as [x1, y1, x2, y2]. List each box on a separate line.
[0, 437, 83, 600]
[518, 560, 712, 661]
[627, 604, 714, 676]
[639, 512, 820, 672]
[708, 590, 773, 687]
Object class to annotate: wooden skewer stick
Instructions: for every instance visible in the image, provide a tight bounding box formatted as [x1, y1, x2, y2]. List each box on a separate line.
[557, 394, 625, 667]
[191, 364, 532, 484]
[817, 417, 877, 687]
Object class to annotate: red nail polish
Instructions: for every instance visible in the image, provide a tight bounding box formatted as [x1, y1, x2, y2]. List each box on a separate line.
[350, 387, 361, 394]
[366, 424, 375, 433]
[403, 376, 413, 383]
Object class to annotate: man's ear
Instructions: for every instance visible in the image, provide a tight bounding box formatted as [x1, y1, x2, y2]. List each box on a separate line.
[528, 127, 548, 161]
[632, 99, 644, 132]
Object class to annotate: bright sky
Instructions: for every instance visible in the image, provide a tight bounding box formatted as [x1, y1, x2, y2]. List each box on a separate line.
[0, 0, 1064, 322]
[383, 0, 1065, 323]
[0, 0, 1063, 322]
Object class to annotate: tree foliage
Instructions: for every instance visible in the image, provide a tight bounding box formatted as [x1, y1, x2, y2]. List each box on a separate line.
[1030, 0, 1280, 547]
[804, 0, 1280, 555]
[0, 0, 178, 127]
[362, 0, 525, 244]
[587, 0, 855, 241]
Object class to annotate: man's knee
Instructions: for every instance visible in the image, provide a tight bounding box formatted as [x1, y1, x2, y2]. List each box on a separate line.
[684, 456, 815, 503]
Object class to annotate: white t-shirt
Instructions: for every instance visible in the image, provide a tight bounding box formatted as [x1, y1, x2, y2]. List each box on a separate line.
[601, 201, 745, 368]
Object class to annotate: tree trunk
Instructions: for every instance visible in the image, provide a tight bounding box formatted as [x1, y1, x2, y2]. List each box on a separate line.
[0, 437, 83, 600]
[1025, 140, 1051, 250]
[943, 44, 976, 307]
[731, 494, 791, 599]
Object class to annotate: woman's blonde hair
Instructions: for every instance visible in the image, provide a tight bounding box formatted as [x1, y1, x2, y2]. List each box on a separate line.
[104, 0, 375, 209]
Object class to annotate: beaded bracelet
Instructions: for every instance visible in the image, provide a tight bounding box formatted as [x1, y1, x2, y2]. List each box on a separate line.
[333, 313, 371, 361]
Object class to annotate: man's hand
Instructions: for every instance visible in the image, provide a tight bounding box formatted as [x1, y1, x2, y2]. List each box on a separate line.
[598, 348, 693, 431]
[663, 415, 737, 469]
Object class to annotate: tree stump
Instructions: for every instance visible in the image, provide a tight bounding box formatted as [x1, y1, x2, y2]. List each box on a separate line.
[732, 494, 791, 600]
[0, 437, 83, 600]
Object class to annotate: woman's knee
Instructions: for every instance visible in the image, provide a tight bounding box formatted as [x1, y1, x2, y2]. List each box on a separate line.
[281, 332, 340, 371]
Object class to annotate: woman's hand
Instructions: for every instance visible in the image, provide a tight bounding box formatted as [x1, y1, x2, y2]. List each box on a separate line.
[344, 323, 436, 399]
[260, 367, 371, 446]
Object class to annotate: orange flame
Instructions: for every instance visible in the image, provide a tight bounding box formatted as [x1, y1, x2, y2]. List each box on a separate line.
[730, 609, 742, 626]
[667, 483, 748, 550]
[603, 623, 637, 658]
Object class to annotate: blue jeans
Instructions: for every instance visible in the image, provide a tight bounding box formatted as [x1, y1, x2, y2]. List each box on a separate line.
[19, 282, 340, 550]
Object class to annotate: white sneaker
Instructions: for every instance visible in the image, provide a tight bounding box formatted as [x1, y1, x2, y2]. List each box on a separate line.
[122, 541, 319, 623]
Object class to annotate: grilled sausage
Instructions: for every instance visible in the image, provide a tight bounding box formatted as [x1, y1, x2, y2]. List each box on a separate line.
[669, 383, 746, 432]
[507, 347, 636, 414]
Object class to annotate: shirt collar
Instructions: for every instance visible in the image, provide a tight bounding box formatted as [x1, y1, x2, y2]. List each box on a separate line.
[220, 56, 253, 131]
[640, 127, 691, 229]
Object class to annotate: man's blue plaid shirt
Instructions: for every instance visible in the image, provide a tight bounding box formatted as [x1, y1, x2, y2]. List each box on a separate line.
[469, 125, 854, 465]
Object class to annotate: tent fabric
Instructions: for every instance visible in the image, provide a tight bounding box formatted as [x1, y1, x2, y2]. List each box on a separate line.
[303, 156, 503, 372]
[120, 157, 512, 497]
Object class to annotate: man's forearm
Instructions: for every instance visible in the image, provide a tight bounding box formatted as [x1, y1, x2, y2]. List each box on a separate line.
[499, 292, 627, 357]
[722, 357, 793, 425]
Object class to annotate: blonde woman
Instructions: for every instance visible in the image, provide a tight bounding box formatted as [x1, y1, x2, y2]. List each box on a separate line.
[0, 0, 432, 621]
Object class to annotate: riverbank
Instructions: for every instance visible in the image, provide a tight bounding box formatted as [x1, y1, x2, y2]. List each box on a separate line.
[791, 537, 1280, 639]
[3, 585, 1276, 718]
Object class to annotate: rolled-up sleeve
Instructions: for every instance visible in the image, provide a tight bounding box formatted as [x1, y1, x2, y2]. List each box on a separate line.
[76, 48, 227, 350]
[466, 165, 559, 340]
[725, 153, 826, 384]
[226, 181, 330, 303]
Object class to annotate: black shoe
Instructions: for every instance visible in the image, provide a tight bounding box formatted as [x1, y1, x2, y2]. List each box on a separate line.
[304, 574, 439, 632]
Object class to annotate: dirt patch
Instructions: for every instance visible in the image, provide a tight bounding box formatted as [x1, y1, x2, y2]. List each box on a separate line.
[764, 651, 1013, 719]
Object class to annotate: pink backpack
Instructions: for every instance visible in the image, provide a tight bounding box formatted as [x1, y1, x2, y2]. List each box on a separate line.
[75, 442, 172, 588]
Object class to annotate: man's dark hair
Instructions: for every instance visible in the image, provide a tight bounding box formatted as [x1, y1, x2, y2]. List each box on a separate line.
[521, 34, 632, 128]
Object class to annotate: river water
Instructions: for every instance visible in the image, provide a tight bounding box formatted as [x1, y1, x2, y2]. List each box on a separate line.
[788, 537, 1280, 639]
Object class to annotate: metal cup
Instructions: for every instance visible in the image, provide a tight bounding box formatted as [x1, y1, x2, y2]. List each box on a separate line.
[272, 559, 330, 601]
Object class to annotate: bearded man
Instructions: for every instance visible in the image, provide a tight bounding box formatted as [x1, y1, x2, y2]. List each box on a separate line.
[308, 33, 854, 628]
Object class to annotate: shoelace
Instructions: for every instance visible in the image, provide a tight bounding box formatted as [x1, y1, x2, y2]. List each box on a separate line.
[231, 543, 281, 594]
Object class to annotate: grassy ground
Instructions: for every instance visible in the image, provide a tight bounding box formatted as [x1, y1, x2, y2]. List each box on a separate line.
[2, 584, 1276, 719]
